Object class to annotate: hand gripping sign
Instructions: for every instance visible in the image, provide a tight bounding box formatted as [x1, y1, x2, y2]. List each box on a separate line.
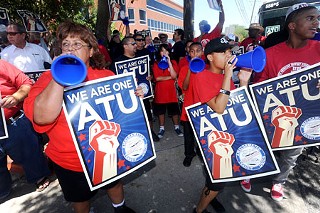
[89, 120, 121, 185]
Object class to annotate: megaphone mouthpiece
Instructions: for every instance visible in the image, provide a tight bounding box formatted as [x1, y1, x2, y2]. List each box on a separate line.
[51, 55, 87, 86]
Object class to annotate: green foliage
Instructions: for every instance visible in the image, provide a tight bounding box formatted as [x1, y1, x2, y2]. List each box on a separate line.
[4, 0, 97, 32]
[233, 25, 248, 42]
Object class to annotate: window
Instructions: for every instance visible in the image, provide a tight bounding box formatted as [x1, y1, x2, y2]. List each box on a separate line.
[128, 8, 135, 24]
[139, 9, 146, 25]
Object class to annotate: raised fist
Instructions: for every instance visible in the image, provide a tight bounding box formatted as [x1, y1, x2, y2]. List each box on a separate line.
[207, 130, 235, 178]
[89, 120, 121, 153]
[271, 105, 302, 148]
[208, 130, 235, 158]
[111, 3, 121, 20]
[89, 120, 121, 184]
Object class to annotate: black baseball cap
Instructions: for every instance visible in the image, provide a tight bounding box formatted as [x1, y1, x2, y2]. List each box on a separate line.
[204, 37, 234, 56]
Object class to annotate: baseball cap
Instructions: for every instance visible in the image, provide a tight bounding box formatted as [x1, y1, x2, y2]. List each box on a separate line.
[112, 30, 120, 38]
[227, 33, 236, 41]
[204, 37, 232, 56]
[245, 23, 264, 32]
[199, 20, 208, 27]
[285, 3, 310, 21]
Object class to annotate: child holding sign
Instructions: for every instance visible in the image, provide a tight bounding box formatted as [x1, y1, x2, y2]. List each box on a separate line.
[192, 37, 252, 213]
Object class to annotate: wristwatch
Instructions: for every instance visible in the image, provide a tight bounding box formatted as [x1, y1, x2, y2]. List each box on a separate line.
[220, 89, 230, 95]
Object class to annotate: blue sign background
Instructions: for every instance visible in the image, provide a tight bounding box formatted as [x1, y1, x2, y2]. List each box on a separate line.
[250, 64, 320, 150]
[115, 55, 153, 99]
[187, 87, 278, 183]
[63, 73, 156, 190]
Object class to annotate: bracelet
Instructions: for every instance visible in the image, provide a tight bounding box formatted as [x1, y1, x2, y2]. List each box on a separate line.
[220, 89, 230, 95]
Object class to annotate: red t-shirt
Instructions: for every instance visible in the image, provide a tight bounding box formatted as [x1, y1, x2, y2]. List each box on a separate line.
[193, 24, 222, 48]
[193, 69, 236, 104]
[153, 60, 179, 104]
[177, 65, 196, 121]
[98, 44, 112, 64]
[0, 60, 33, 119]
[178, 56, 189, 71]
[239, 36, 266, 52]
[23, 67, 114, 172]
[254, 40, 320, 83]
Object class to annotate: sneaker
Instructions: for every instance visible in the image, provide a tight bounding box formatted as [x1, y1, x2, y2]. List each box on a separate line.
[0, 189, 10, 200]
[174, 128, 183, 137]
[158, 129, 165, 139]
[210, 197, 225, 213]
[240, 179, 251, 192]
[271, 183, 284, 201]
[151, 130, 160, 142]
[114, 205, 136, 213]
[193, 208, 211, 213]
[183, 156, 194, 167]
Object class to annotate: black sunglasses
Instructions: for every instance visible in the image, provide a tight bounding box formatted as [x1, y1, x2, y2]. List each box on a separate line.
[7, 32, 22, 36]
[135, 38, 145, 41]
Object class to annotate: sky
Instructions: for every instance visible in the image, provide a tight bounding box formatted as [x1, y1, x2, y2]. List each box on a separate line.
[172, 0, 270, 36]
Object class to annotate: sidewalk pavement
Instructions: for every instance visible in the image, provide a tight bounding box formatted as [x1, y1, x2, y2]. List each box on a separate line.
[1, 119, 319, 213]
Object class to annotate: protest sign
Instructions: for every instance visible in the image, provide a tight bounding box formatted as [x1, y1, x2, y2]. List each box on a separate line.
[115, 55, 153, 99]
[26, 70, 46, 83]
[0, 8, 9, 27]
[186, 87, 279, 183]
[250, 63, 320, 150]
[108, 0, 126, 21]
[17, 10, 47, 32]
[207, 0, 222, 11]
[62, 72, 156, 190]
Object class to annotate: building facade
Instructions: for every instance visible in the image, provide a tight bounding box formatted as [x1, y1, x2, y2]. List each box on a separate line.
[114, 0, 183, 40]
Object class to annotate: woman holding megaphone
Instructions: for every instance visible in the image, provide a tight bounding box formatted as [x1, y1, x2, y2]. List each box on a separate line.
[153, 44, 183, 139]
[23, 21, 139, 213]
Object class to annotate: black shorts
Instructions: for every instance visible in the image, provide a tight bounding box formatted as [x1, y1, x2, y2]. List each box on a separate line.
[143, 98, 153, 121]
[153, 103, 180, 116]
[52, 161, 119, 202]
[205, 173, 225, 191]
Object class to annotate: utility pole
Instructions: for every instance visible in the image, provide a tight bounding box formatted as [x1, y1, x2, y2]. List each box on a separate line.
[250, 0, 257, 24]
[183, 0, 194, 40]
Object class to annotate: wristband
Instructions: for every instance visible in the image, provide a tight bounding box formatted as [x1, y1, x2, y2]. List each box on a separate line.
[220, 89, 230, 95]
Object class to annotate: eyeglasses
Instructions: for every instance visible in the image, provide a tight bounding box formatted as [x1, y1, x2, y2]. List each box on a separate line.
[135, 38, 144, 42]
[127, 42, 137, 46]
[7, 32, 22, 36]
[61, 42, 90, 51]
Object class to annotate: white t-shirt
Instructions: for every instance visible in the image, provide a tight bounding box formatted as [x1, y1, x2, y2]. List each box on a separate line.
[0, 42, 52, 72]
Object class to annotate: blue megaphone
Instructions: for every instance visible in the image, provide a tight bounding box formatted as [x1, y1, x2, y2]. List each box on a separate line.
[147, 44, 156, 53]
[312, 32, 320, 41]
[189, 57, 206, 73]
[121, 17, 129, 26]
[158, 56, 169, 70]
[235, 46, 266, 72]
[51, 55, 87, 86]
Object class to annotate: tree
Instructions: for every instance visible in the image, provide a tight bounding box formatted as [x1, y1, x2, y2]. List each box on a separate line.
[233, 25, 247, 42]
[5, 0, 96, 32]
[95, 0, 109, 42]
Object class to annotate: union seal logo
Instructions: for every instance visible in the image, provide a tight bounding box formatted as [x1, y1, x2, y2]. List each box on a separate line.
[300, 116, 320, 140]
[236, 144, 266, 171]
[122, 133, 148, 162]
[139, 83, 149, 95]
